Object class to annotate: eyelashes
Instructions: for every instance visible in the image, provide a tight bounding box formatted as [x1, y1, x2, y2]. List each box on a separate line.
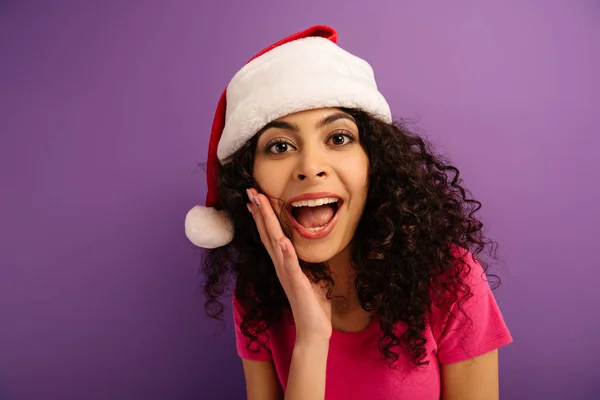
[265, 138, 294, 154]
[264, 130, 357, 155]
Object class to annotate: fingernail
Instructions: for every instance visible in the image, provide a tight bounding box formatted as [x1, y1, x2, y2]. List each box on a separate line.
[246, 203, 252, 212]
[246, 189, 252, 200]
[253, 194, 260, 207]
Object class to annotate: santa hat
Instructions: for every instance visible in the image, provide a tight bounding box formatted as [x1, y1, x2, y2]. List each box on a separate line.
[185, 25, 392, 249]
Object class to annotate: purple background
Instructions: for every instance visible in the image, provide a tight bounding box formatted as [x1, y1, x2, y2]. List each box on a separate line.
[1, 1, 599, 399]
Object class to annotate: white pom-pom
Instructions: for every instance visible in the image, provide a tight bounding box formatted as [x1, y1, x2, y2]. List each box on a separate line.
[184, 206, 234, 249]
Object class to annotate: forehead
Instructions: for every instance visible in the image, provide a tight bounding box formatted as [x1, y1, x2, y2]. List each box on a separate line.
[256, 107, 358, 138]
[276, 107, 349, 122]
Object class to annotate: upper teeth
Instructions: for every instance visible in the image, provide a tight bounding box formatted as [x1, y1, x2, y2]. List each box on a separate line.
[291, 197, 339, 207]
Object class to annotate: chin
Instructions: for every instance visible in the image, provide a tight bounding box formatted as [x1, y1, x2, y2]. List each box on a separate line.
[292, 237, 346, 264]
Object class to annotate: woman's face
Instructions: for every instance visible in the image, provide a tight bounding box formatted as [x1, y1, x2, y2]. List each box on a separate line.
[253, 108, 369, 263]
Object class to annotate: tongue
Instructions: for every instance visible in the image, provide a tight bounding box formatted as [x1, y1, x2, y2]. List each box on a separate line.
[295, 205, 335, 228]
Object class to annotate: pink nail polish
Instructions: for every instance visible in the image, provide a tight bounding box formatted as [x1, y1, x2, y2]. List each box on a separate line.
[253, 194, 260, 207]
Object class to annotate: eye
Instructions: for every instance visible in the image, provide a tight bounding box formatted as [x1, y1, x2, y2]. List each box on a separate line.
[328, 131, 355, 146]
[266, 139, 295, 154]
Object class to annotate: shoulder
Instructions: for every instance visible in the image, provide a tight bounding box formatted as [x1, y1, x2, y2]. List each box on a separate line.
[429, 246, 512, 364]
[432, 246, 493, 304]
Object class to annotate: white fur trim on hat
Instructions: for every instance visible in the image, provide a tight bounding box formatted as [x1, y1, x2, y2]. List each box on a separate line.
[184, 206, 234, 249]
[217, 37, 392, 162]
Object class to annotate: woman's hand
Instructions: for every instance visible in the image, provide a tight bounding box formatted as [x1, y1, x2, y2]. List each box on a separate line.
[246, 188, 332, 345]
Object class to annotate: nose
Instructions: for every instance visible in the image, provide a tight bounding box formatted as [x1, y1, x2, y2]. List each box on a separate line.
[294, 147, 329, 181]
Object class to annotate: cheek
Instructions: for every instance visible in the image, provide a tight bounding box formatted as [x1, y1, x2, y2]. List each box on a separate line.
[253, 159, 288, 203]
[345, 152, 370, 195]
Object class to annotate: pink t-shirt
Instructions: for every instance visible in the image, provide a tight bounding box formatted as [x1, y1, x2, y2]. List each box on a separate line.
[233, 250, 512, 399]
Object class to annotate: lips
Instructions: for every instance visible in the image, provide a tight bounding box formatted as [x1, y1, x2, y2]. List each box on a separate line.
[285, 192, 343, 240]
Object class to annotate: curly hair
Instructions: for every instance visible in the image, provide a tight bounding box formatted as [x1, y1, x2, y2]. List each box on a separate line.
[200, 107, 499, 368]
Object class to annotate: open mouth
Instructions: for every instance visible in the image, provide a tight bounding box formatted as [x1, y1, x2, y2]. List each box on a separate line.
[287, 196, 342, 239]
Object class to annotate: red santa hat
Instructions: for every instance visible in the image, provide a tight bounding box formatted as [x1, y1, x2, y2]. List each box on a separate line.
[185, 25, 392, 249]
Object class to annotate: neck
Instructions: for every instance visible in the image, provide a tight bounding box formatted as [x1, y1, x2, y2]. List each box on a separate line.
[325, 244, 361, 313]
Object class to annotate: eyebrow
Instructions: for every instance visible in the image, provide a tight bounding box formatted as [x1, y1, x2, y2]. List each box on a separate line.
[257, 112, 356, 134]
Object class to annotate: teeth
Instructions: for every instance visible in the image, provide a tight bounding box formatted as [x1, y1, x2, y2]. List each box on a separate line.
[291, 197, 339, 208]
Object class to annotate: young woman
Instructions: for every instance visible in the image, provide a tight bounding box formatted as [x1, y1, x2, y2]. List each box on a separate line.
[185, 26, 512, 400]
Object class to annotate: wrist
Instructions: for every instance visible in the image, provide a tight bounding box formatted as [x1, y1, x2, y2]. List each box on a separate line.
[295, 328, 331, 348]
[293, 338, 330, 355]
[294, 332, 330, 346]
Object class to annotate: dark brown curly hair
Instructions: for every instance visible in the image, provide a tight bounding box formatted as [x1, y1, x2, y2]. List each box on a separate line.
[200, 107, 499, 368]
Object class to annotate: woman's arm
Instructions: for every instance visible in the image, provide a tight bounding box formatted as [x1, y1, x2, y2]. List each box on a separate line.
[440, 349, 499, 400]
[241, 359, 283, 400]
[285, 340, 329, 400]
[240, 341, 329, 400]
[245, 190, 332, 399]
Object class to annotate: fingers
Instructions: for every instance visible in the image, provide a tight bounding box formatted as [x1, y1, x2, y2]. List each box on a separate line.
[278, 236, 301, 276]
[246, 188, 301, 277]
[250, 189, 287, 246]
[247, 193, 277, 261]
